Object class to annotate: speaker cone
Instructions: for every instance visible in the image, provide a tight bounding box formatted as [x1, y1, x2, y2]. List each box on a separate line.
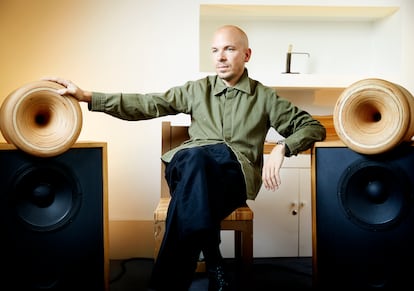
[338, 159, 411, 231]
[333, 78, 414, 155]
[0, 80, 82, 157]
[10, 161, 82, 232]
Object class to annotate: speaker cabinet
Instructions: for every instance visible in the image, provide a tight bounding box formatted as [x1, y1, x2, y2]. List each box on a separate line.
[0, 142, 109, 290]
[311, 141, 414, 288]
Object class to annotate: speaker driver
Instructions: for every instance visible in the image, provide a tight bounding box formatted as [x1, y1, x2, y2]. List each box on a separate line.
[0, 80, 82, 157]
[10, 161, 82, 232]
[338, 159, 411, 231]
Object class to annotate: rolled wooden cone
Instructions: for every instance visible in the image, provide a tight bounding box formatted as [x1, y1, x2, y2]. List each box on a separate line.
[0, 80, 82, 157]
[333, 78, 414, 155]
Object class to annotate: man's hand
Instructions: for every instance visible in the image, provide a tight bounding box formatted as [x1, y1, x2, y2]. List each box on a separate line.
[42, 77, 92, 103]
[262, 143, 285, 191]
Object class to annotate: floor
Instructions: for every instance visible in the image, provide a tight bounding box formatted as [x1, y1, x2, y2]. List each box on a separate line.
[109, 257, 313, 290]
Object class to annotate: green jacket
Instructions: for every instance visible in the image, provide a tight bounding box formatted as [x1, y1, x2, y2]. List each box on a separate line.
[90, 70, 326, 199]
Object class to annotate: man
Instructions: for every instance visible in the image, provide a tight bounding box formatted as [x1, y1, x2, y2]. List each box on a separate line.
[46, 25, 325, 291]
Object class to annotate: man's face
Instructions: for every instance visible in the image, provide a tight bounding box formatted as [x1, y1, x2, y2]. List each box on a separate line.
[211, 28, 251, 87]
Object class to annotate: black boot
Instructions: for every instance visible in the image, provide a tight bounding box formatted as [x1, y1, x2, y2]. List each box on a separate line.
[208, 264, 230, 291]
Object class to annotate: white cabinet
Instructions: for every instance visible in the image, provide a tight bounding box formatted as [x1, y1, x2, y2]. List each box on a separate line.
[247, 154, 311, 257]
[219, 154, 311, 258]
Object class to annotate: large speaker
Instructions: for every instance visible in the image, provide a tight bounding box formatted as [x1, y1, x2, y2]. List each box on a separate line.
[312, 141, 414, 288]
[0, 142, 109, 290]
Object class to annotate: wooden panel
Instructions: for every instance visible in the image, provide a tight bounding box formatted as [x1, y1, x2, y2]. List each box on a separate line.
[313, 115, 338, 142]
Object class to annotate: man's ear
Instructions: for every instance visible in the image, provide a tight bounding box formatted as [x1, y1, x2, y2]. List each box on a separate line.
[244, 48, 252, 62]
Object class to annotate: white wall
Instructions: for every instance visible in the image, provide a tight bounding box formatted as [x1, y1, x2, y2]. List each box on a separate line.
[400, 0, 414, 94]
[0, 0, 200, 221]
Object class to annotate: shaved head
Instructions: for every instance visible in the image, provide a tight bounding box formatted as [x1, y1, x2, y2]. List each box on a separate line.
[211, 25, 251, 86]
[213, 25, 249, 49]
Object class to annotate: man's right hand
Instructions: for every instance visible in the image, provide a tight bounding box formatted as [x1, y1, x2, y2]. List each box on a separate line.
[42, 77, 92, 103]
[262, 142, 285, 191]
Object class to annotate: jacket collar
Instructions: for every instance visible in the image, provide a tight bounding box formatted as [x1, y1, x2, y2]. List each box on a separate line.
[213, 69, 251, 96]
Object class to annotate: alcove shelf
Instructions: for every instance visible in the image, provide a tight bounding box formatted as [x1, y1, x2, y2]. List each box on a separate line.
[199, 2, 401, 93]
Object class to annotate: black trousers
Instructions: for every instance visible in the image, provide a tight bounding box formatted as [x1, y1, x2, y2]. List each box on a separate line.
[149, 144, 247, 290]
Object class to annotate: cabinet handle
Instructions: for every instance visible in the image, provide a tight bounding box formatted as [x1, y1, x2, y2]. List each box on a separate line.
[291, 201, 306, 215]
[291, 201, 298, 216]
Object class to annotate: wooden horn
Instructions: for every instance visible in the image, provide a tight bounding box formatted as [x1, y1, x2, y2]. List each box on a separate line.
[0, 80, 82, 157]
[333, 78, 414, 155]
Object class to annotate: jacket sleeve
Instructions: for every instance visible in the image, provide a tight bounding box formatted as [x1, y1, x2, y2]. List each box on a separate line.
[270, 96, 326, 156]
[88, 85, 193, 121]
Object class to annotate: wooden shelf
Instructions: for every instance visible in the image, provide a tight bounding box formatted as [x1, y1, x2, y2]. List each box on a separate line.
[274, 86, 344, 95]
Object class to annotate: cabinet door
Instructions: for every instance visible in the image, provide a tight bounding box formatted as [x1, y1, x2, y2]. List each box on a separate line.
[249, 167, 301, 257]
[219, 154, 311, 258]
[298, 168, 312, 257]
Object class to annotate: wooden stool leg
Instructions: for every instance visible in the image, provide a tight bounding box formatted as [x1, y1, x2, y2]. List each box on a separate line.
[154, 220, 165, 259]
[242, 221, 253, 268]
[234, 230, 242, 262]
